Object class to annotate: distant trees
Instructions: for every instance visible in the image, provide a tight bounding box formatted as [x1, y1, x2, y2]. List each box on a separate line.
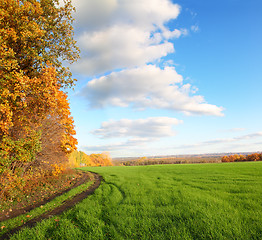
[118, 153, 262, 166]
[117, 156, 222, 166]
[68, 151, 113, 167]
[0, 0, 79, 198]
[221, 153, 262, 162]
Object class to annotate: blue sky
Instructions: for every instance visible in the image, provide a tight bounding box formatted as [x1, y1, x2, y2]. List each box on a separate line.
[66, 0, 262, 158]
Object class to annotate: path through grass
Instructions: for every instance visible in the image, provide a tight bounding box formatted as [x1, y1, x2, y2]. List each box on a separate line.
[3, 162, 262, 239]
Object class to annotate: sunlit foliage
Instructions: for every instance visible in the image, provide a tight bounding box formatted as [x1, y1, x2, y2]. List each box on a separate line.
[68, 151, 113, 167]
[0, 0, 79, 199]
[221, 153, 262, 162]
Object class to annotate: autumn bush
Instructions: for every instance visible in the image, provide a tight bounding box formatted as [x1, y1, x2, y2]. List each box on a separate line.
[0, 166, 83, 212]
[0, 164, 61, 202]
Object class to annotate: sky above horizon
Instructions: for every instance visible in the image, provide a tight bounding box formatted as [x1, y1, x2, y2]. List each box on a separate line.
[66, 0, 262, 158]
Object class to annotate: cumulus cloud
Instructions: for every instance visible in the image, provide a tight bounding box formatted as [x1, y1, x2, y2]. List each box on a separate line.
[84, 116, 183, 154]
[91, 117, 183, 139]
[79, 65, 224, 116]
[74, 26, 175, 75]
[72, 0, 180, 31]
[70, 0, 186, 75]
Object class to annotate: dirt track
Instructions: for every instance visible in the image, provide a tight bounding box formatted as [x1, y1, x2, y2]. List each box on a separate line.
[0, 172, 102, 240]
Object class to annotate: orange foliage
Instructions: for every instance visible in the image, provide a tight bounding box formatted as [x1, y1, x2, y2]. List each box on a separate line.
[89, 152, 113, 166]
[0, 165, 74, 204]
[0, 0, 79, 198]
[0, 0, 79, 85]
[0, 67, 78, 174]
[68, 151, 113, 167]
[246, 153, 261, 162]
[221, 153, 262, 162]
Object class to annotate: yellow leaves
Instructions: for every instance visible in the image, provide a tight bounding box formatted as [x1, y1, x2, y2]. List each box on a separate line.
[1, 0, 78, 176]
[0, 91, 14, 134]
[68, 151, 113, 167]
[51, 164, 65, 177]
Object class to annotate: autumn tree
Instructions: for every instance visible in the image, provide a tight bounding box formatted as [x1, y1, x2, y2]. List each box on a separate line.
[0, 0, 79, 179]
[0, 0, 79, 83]
[221, 153, 262, 163]
[246, 153, 261, 162]
[35, 86, 78, 170]
[68, 151, 113, 167]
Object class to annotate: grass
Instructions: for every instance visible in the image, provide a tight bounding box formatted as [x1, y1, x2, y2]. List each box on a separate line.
[2, 162, 262, 239]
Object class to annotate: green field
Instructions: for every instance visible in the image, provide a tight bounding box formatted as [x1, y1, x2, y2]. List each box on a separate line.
[5, 162, 262, 239]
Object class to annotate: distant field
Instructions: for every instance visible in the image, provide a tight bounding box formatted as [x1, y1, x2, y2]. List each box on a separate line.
[8, 162, 262, 239]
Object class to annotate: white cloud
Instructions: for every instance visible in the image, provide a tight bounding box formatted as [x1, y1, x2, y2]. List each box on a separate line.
[79, 65, 224, 116]
[82, 132, 262, 156]
[71, 0, 118, 31]
[176, 131, 262, 149]
[72, 0, 180, 31]
[226, 128, 246, 132]
[74, 25, 175, 75]
[186, 8, 197, 19]
[81, 138, 151, 152]
[71, 0, 185, 75]
[91, 117, 183, 139]
[83, 116, 183, 155]
[235, 132, 262, 140]
[191, 24, 200, 33]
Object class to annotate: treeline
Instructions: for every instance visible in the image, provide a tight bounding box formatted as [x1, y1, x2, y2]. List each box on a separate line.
[117, 156, 221, 166]
[0, 0, 79, 200]
[115, 153, 262, 166]
[221, 153, 262, 162]
[68, 151, 113, 167]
